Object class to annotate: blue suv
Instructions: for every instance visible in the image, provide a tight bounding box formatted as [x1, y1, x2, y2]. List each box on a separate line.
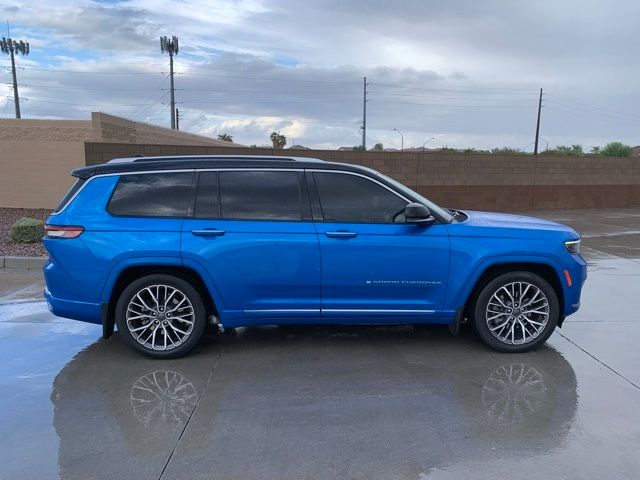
[44, 155, 587, 357]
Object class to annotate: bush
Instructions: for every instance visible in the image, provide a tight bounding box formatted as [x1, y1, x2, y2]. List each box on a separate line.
[10, 217, 45, 243]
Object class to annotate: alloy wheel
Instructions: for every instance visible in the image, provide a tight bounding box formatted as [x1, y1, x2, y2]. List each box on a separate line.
[125, 284, 195, 351]
[485, 281, 550, 345]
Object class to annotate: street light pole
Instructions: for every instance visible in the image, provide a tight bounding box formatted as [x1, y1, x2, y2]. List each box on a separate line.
[422, 137, 435, 152]
[393, 128, 404, 152]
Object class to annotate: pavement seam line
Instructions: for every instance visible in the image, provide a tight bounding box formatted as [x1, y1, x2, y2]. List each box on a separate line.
[557, 331, 640, 391]
[157, 337, 230, 480]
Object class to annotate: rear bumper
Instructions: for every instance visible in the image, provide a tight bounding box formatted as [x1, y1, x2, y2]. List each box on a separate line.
[44, 288, 102, 325]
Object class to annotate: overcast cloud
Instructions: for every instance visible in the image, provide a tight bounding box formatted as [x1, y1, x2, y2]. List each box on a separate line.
[1, 0, 638, 149]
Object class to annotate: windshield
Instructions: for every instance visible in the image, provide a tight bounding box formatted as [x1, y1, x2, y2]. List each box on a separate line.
[371, 170, 455, 223]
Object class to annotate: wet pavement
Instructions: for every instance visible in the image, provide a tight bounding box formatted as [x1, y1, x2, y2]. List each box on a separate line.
[0, 207, 639, 480]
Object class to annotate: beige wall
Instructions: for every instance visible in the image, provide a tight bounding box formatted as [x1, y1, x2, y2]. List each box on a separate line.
[86, 144, 640, 212]
[91, 112, 243, 146]
[0, 140, 84, 209]
[0, 113, 245, 209]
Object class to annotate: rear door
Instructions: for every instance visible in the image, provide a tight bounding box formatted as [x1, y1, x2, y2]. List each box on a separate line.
[181, 169, 321, 324]
[309, 170, 450, 320]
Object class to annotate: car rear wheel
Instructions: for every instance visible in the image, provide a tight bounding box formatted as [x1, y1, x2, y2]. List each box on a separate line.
[473, 271, 559, 353]
[115, 274, 207, 358]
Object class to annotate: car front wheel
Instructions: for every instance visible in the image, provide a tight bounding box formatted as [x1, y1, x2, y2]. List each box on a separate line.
[115, 274, 207, 358]
[473, 271, 560, 353]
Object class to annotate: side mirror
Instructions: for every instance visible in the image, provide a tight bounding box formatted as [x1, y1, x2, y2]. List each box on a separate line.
[405, 202, 435, 225]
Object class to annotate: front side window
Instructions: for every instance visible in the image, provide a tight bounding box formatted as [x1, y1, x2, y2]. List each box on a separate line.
[108, 172, 193, 217]
[219, 171, 302, 221]
[313, 172, 407, 223]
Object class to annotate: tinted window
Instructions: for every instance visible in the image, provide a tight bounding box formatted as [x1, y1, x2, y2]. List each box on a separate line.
[108, 172, 193, 217]
[314, 172, 407, 223]
[194, 172, 219, 218]
[220, 171, 301, 221]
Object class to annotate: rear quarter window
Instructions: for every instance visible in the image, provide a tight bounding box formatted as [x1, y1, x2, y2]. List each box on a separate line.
[107, 172, 194, 217]
[54, 178, 86, 213]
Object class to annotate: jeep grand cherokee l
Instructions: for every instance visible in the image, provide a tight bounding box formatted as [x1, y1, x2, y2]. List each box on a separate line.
[43, 155, 587, 358]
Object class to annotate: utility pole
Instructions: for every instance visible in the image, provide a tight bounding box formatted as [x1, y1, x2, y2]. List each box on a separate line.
[160, 35, 179, 129]
[361, 76, 368, 149]
[0, 27, 29, 119]
[175, 108, 179, 130]
[533, 88, 543, 156]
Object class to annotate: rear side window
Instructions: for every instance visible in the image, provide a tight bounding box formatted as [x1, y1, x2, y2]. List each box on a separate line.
[108, 172, 194, 217]
[55, 178, 86, 212]
[313, 172, 407, 223]
[219, 171, 302, 221]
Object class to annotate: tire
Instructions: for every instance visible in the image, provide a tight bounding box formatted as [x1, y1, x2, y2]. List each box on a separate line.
[473, 271, 559, 353]
[115, 274, 207, 358]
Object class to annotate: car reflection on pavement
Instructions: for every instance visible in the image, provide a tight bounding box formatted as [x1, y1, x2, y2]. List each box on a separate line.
[50, 326, 577, 479]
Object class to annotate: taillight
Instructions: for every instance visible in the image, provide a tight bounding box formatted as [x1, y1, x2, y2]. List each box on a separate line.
[44, 225, 84, 239]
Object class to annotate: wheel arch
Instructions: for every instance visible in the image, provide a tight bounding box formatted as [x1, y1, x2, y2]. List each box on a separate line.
[461, 261, 564, 325]
[103, 264, 217, 338]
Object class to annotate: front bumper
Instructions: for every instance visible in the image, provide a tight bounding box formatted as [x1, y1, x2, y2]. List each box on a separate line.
[563, 254, 588, 317]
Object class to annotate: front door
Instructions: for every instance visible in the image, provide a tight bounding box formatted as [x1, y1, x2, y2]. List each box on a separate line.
[310, 171, 450, 321]
[181, 170, 321, 324]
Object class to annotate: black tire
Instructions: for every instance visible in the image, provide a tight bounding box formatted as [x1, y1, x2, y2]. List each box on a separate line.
[473, 271, 559, 353]
[115, 274, 207, 358]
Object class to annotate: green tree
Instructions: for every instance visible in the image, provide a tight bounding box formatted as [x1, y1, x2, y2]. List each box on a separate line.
[270, 131, 287, 149]
[217, 133, 233, 142]
[590, 146, 601, 154]
[353, 145, 366, 151]
[440, 146, 458, 153]
[601, 142, 632, 157]
[372, 142, 384, 151]
[491, 147, 524, 155]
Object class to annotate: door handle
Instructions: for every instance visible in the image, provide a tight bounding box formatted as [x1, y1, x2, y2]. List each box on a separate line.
[325, 231, 358, 239]
[191, 228, 226, 237]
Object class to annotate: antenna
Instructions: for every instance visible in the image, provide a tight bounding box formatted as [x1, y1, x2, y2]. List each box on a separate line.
[159, 35, 179, 129]
[0, 28, 30, 118]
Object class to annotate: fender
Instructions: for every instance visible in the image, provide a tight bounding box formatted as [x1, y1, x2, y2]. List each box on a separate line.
[99, 255, 183, 304]
[180, 256, 228, 316]
[450, 253, 566, 310]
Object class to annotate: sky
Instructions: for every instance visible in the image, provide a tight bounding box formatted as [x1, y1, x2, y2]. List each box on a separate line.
[0, 0, 638, 150]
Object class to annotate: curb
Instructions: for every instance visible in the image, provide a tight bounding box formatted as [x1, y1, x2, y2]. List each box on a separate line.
[0, 256, 47, 270]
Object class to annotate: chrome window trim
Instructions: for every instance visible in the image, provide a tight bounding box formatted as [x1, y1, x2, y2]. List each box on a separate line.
[52, 167, 406, 216]
[307, 169, 411, 204]
[50, 169, 195, 216]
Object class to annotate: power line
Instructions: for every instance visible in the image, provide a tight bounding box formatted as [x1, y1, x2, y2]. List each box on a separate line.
[130, 74, 169, 119]
[18, 66, 163, 75]
[367, 99, 537, 108]
[545, 106, 632, 125]
[545, 95, 640, 121]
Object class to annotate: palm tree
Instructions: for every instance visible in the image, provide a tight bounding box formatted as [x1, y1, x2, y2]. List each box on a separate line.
[590, 146, 601, 154]
[217, 133, 233, 142]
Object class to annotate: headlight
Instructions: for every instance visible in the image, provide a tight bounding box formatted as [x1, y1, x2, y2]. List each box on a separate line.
[564, 239, 581, 254]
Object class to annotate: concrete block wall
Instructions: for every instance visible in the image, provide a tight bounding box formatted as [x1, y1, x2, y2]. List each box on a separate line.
[85, 144, 640, 212]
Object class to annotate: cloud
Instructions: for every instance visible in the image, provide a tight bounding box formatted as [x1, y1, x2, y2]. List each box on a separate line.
[0, 0, 638, 149]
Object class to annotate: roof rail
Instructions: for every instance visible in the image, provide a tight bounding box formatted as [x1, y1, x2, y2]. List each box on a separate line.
[108, 155, 324, 164]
